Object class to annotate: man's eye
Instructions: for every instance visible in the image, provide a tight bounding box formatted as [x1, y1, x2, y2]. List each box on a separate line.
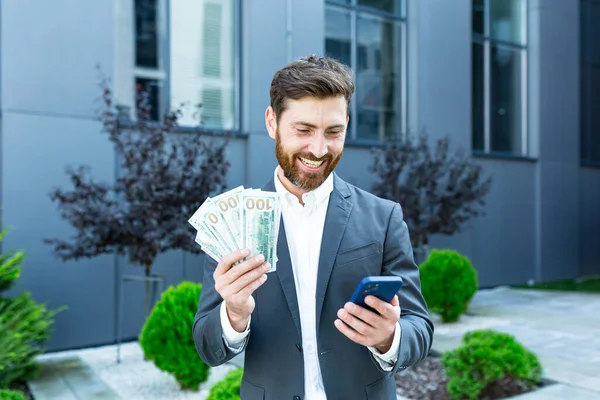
[297, 129, 310, 134]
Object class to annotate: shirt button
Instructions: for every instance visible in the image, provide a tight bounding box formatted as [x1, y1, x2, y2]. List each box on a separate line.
[295, 343, 302, 352]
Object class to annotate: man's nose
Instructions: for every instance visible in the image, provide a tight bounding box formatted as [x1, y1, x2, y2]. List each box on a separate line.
[308, 135, 328, 159]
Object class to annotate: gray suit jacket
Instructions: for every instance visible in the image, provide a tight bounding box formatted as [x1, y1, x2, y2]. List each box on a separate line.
[192, 173, 434, 400]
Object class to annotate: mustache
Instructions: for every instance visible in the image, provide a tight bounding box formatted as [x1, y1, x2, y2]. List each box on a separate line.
[296, 153, 332, 162]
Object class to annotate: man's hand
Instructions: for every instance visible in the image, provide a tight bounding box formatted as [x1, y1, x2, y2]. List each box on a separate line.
[213, 248, 271, 333]
[334, 295, 401, 353]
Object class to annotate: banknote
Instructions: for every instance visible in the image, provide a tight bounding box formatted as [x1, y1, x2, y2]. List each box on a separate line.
[189, 186, 281, 273]
[210, 185, 244, 248]
[240, 190, 280, 273]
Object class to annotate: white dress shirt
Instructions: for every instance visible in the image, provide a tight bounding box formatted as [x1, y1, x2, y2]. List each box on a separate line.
[220, 166, 401, 399]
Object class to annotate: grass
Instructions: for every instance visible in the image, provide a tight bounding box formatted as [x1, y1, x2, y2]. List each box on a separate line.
[514, 275, 600, 293]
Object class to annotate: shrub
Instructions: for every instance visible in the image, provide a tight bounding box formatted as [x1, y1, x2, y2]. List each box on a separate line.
[0, 226, 63, 388]
[419, 249, 477, 322]
[441, 329, 543, 400]
[369, 132, 492, 251]
[139, 281, 209, 390]
[207, 368, 243, 400]
[0, 389, 25, 400]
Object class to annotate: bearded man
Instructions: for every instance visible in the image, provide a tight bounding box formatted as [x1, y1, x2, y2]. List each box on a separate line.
[192, 55, 433, 400]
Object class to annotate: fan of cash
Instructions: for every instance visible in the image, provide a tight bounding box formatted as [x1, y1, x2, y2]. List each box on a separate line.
[188, 185, 281, 273]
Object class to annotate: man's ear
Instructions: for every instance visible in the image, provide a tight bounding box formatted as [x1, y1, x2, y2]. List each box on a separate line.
[265, 106, 277, 139]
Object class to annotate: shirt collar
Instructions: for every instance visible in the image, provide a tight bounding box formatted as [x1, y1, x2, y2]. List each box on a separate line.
[273, 165, 334, 208]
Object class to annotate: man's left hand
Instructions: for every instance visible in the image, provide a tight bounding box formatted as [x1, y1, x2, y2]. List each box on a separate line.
[334, 295, 401, 353]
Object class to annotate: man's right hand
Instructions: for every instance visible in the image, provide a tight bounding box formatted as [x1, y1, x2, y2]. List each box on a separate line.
[213, 248, 270, 333]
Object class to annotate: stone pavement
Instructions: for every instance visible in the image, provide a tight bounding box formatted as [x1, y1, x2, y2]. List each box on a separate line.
[27, 287, 600, 399]
[429, 286, 600, 399]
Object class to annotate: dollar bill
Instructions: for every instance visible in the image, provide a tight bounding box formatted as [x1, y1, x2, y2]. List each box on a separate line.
[210, 185, 244, 248]
[189, 188, 281, 273]
[195, 231, 222, 263]
[198, 202, 239, 254]
[240, 190, 281, 273]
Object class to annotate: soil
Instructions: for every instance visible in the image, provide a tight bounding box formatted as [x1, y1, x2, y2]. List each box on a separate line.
[395, 355, 543, 400]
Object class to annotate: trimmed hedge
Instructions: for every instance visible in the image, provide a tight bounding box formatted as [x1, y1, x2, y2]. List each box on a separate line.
[139, 281, 209, 390]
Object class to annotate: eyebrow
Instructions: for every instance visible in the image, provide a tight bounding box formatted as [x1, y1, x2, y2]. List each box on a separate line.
[293, 121, 346, 130]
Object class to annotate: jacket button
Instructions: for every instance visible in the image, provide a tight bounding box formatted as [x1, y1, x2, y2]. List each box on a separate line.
[295, 343, 302, 352]
[293, 396, 301, 400]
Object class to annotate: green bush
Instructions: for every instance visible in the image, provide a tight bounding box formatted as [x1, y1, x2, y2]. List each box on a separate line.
[0, 389, 25, 400]
[419, 249, 477, 322]
[0, 226, 63, 388]
[207, 368, 243, 400]
[441, 329, 543, 400]
[139, 281, 209, 390]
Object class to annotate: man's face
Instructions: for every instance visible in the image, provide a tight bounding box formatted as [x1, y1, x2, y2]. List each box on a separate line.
[266, 96, 348, 191]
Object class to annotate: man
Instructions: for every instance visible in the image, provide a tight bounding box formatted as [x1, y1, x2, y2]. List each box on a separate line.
[192, 55, 433, 400]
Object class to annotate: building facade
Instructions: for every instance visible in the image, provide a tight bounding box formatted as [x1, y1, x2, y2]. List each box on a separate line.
[1, 0, 599, 351]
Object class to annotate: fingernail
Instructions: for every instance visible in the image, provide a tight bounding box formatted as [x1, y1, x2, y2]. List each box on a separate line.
[263, 262, 271, 270]
[255, 254, 265, 262]
[241, 248, 250, 255]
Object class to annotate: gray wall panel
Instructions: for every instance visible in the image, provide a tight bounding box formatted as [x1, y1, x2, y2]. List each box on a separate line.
[533, 0, 581, 281]
[1, 0, 114, 118]
[1, 113, 117, 351]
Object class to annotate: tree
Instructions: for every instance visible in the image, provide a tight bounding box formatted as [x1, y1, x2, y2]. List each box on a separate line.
[45, 74, 231, 314]
[370, 132, 492, 261]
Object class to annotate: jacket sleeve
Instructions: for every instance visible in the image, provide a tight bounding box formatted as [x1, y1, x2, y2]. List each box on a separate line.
[369, 202, 434, 373]
[192, 255, 248, 367]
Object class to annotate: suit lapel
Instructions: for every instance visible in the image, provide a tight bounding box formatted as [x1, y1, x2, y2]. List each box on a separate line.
[315, 174, 352, 334]
[261, 178, 302, 340]
[260, 174, 353, 340]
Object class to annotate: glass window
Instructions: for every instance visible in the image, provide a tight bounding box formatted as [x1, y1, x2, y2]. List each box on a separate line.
[489, 0, 527, 45]
[325, 0, 406, 142]
[472, 42, 485, 151]
[581, 0, 600, 164]
[472, 0, 527, 156]
[132, 0, 238, 129]
[356, 14, 402, 141]
[169, 0, 237, 129]
[136, 77, 161, 121]
[135, 0, 159, 69]
[490, 44, 523, 154]
[358, 0, 403, 16]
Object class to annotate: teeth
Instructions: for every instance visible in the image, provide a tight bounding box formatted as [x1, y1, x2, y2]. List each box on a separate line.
[300, 157, 323, 168]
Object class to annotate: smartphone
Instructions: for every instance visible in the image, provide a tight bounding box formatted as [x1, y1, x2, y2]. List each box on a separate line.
[349, 276, 403, 313]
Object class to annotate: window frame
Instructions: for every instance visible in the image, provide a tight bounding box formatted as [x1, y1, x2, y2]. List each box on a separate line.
[118, 0, 242, 131]
[325, 0, 408, 143]
[472, 0, 529, 157]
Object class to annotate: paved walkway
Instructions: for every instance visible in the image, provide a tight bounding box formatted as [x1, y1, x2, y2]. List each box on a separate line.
[429, 286, 600, 399]
[27, 287, 599, 399]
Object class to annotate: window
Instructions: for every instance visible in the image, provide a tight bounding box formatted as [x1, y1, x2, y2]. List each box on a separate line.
[325, 0, 406, 142]
[472, 0, 528, 156]
[117, 0, 239, 130]
[581, 0, 600, 165]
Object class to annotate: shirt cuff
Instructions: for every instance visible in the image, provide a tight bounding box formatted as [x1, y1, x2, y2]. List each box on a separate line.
[368, 320, 401, 365]
[220, 302, 251, 350]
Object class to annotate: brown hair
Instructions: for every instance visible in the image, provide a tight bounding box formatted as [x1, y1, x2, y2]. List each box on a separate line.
[269, 54, 355, 122]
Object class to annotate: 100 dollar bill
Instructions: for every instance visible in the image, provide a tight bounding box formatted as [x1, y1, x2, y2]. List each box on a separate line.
[240, 190, 280, 273]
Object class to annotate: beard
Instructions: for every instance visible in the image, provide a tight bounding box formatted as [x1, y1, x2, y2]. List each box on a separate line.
[275, 128, 342, 191]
